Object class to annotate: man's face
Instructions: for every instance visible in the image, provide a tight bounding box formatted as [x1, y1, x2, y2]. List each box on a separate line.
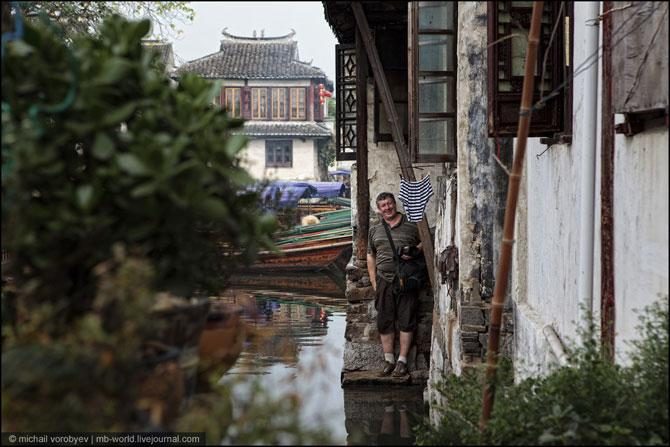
[377, 197, 397, 220]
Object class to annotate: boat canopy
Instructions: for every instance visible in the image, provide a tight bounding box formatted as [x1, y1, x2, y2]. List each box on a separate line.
[260, 180, 346, 208]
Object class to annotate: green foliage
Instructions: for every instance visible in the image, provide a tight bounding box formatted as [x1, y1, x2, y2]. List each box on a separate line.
[2, 248, 159, 431]
[416, 297, 669, 446]
[2, 14, 277, 325]
[3, 249, 333, 442]
[327, 98, 336, 118]
[1, 14, 333, 441]
[317, 137, 336, 180]
[16, 2, 195, 41]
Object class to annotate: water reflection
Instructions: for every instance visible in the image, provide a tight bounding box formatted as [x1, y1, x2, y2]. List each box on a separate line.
[209, 289, 347, 442]
[204, 289, 425, 445]
[344, 386, 425, 445]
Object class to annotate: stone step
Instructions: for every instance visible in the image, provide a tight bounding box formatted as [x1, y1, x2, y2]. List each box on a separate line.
[341, 369, 429, 387]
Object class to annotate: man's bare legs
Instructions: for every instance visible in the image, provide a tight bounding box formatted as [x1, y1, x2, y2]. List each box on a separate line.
[381, 332, 394, 356]
[399, 331, 413, 359]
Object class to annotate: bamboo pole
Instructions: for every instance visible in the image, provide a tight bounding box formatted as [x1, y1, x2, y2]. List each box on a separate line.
[479, 1, 544, 431]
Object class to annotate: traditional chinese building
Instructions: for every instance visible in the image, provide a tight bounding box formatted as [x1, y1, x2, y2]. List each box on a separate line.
[176, 29, 334, 181]
[322, 1, 668, 415]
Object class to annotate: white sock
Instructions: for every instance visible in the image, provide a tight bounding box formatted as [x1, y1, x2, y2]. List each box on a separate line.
[384, 353, 395, 363]
[398, 355, 407, 364]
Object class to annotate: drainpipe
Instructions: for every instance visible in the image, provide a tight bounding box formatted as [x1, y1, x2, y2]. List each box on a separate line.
[543, 324, 570, 367]
[577, 2, 600, 325]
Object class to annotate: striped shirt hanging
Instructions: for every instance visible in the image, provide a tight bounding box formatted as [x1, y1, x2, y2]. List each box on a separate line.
[398, 174, 433, 222]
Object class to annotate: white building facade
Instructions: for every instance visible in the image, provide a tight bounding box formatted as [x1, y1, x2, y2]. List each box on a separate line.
[176, 30, 334, 181]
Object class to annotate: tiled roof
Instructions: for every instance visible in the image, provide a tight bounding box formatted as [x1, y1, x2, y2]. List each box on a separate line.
[142, 40, 174, 70]
[233, 122, 333, 138]
[176, 30, 327, 80]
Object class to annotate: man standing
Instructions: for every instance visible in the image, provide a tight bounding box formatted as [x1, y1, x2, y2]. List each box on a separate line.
[367, 192, 422, 377]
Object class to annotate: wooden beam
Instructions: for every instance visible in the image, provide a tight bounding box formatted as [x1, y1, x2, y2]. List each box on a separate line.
[355, 25, 370, 265]
[351, 2, 436, 289]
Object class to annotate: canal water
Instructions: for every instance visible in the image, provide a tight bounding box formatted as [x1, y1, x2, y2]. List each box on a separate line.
[208, 288, 426, 445]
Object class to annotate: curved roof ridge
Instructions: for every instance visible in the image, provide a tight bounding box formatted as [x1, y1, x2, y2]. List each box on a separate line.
[221, 27, 296, 42]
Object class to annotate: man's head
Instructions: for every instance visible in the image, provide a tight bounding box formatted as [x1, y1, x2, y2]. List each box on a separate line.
[376, 192, 397, 220]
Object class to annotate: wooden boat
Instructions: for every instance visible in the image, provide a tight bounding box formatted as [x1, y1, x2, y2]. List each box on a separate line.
[228, 208, 353, 296]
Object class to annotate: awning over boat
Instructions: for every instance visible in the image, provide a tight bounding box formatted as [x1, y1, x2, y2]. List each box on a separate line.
[328, 169, 351, 176]
[260, 181, 347, 208]
[307, 181, 346, 198]
[261, 181, 316, 208]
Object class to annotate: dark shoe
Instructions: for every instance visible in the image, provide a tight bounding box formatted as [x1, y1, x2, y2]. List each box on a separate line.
[379, 360, 395, 376]
[392, 361, 408, 377]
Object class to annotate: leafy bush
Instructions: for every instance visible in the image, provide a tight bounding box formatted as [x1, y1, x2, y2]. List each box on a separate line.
[2, 14, 276, 327]
[416, 297, 669, 445]
[1, 12, 322, 439]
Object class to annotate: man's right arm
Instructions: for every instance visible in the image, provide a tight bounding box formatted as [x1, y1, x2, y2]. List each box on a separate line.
[367, 252, 377, 291]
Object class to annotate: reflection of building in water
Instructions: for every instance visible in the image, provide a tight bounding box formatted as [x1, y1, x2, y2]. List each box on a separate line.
[343, 386, 425, 446]
[222, 294, 342, 373]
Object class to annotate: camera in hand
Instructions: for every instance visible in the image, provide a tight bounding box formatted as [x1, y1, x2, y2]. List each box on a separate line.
[397, 245, 420, 258]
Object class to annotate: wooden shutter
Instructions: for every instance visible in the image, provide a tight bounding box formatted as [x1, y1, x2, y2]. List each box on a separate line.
[612, 1, 668, 114]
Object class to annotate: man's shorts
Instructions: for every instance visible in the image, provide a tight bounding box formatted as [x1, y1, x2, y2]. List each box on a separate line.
[375, 275, 419, 334]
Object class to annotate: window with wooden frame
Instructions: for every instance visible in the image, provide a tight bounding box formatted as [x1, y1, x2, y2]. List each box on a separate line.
[271, 88, 287, 119]
[266, 140, 293, 168]
[487, 1, 573, 141]
[409, 2, 457, 162]
[224, 87, 241, 118]
[374, 27, 408, 143]
[251, 88, 268, 119]
[290, 88, 306, 120]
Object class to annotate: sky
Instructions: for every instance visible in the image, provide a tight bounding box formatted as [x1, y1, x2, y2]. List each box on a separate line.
[170, 2, 338, 82]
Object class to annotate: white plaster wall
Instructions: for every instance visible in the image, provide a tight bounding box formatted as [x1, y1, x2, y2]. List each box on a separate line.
[240, 138, 318, 180]
[513, 2, 668, 374]
[513, 2, 604, 375]
[613, 127, 669, 364]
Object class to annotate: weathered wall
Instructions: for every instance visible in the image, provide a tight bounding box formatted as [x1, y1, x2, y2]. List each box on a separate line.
[613, 126, 668, 364]
[512, 1, 602, 379]
[427, 1, 510, 408]
[241, 138, 318, 180]
[512, 2, 669, 378]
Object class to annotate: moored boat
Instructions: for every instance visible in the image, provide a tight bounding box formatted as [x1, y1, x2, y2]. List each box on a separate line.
[229, 204, 353, 296]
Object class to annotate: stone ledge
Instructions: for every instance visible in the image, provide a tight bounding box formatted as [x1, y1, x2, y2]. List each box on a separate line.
[342, 370, 430, 387]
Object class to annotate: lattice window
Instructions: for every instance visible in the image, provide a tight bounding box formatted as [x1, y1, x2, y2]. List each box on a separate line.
[336, 44, 357, 161]
[487, 1, 572, 138]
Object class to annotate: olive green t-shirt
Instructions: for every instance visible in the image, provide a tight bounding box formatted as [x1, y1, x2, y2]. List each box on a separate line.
[367, 214, 420, 281]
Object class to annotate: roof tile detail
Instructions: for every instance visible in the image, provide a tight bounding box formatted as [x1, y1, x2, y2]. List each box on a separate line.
[176, 33, 326, 80]
[233, 122, 332, 138]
